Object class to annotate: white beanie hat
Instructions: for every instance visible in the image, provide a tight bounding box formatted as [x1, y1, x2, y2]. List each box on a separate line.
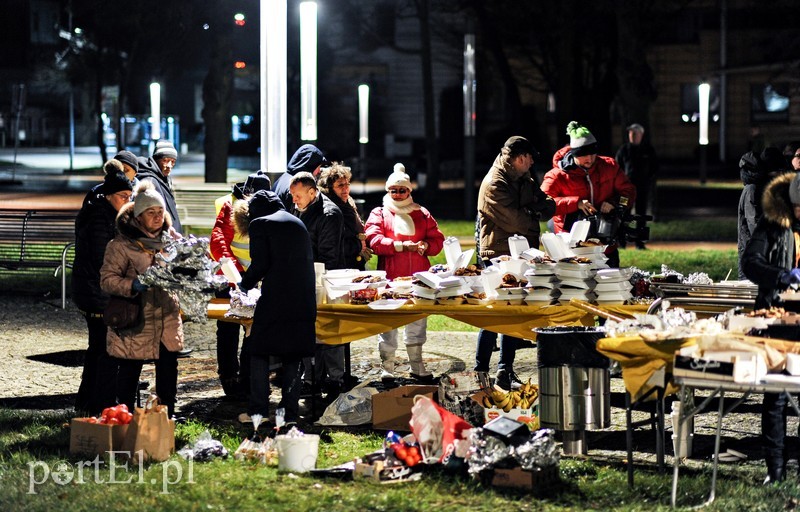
[385, 163, 413, 191]
[153, 140, 178, 160]
[133, 181, 167, 217]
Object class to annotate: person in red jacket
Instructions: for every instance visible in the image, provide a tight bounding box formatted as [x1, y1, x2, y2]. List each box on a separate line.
[365, 164, 445, 382]
[209, 171, 271, 397]
[541, 121, 636, 267]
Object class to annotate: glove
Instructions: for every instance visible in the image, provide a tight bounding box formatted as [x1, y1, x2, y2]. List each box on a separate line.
[358, 247, 373, 262]
[778, 269, 800, 288]
[131, 277, 149, 294]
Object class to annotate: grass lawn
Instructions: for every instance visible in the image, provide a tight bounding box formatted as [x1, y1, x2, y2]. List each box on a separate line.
[2, 408, 799, 511]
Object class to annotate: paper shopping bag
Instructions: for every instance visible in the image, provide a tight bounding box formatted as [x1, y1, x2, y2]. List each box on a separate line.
[122, 396, 176, 463]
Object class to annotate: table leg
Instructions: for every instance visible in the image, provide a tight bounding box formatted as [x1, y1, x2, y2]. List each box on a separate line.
[656, 387, 665, 471]
[626, 391, 634, 488]
[671, 385, 687, 507]
[704, 391, 726, 507]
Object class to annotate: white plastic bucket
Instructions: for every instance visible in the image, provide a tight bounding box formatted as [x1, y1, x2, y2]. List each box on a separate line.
[275, 434, 320, 473]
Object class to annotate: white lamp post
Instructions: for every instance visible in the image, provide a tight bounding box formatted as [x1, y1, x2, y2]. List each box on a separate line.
[698, 82, 710, 184]
[261, 0, 287, 175]
[299, 1, 318, 141]
[149, 82, 161, 142]
[463, 33, 476, 217]
[358, 84, 369, 144]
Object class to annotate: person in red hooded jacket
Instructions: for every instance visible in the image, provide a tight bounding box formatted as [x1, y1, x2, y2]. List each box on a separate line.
[541, 121, 636, 267]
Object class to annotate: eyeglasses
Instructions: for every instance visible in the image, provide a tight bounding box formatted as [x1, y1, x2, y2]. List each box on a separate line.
[112, 192, 132, 201]
[793, 154, 800, 159]
[388, 188, 409, 195]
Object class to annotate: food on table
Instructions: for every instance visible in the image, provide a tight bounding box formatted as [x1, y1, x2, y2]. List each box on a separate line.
[575, 238, 603, 247]
[558, 256, 593, 264]
[465, 291, 487, 300]
[428, 263, 450, 274]
[352, 274, 384, 283]
[500, 273, 528, 288]
[454, 264, 482, 276]
[747, 307, 786, 318]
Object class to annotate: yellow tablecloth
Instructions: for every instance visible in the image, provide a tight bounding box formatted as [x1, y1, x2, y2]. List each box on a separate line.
[207, 299, 650, 345]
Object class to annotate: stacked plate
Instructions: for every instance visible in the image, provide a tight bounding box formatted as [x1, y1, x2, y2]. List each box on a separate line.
[412, 271, 472, 304]
[524, 266, 560, 305]
[553, 260, 597, 303]
[571, 244, 609, 269]
[593, 268, 634, 303]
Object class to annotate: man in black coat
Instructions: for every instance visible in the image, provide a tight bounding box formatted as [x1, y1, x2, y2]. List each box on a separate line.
[615, 123, 658, 248]
[272, 144, 328, 211]
[137, 140, 183, 234]
[73, 165, 133, 413]
[236, 190, 316, 423]
[743, 171, 800, 483]
[289, 171, 346, 396]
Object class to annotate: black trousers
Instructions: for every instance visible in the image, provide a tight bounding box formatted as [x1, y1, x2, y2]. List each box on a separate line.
[762, 392, 790, 467]
[115, 343, 178, 417]
[76, 314, 115, 414]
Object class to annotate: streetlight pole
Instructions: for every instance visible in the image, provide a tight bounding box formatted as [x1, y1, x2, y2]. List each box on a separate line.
[150, 82, 161, 151]
[358, 84, 369, 190]
[698, 82, 710, 185]
[299, 1, 317, 141]
[463, 33, 476, 219]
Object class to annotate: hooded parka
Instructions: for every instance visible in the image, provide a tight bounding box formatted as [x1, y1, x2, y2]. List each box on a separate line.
[100, 203, 184, 360]
[742, 171, 799, 309]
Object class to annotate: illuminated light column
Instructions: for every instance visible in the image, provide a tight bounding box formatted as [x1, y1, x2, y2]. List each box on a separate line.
[150, 82, 161, 141]
[698, 82, 710, 184]
[463, 33, 476, 218]
[698, 82, 710, 146]
[261, 0, 287, 174]
[358, 84, 369, 144]
[299, 2, 318, 141]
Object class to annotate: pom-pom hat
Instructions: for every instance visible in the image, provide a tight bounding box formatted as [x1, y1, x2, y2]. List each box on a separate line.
[566, 121, 598, 156]
[385, 163, 413, 191]
[133, 181, 167, 217]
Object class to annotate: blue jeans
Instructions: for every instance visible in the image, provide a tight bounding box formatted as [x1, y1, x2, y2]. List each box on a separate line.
[474, 329, 518, 372]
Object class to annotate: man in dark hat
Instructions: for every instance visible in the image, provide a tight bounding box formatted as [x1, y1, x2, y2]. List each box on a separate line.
[73, 164, 134, 414]
[475, 136, 555, 390]
[137, 140, 182, 234]
[272, 144, 329, 211]
[615, 123, 658, 247]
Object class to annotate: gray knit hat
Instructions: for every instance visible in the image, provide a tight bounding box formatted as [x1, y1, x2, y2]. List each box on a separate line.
[153, 140, 178, 160]
[133, 181, 166, 217]
[790, 173, 800, 205]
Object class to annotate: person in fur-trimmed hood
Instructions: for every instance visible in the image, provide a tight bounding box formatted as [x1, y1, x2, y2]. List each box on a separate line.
[100, 180, 183, 417]
[742, 171, 800, 485]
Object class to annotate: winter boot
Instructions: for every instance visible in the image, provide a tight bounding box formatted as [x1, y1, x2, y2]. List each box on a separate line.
[407, 345, 436, 384]
[379, 348, 396, 380]
[764, 457, 785, 485]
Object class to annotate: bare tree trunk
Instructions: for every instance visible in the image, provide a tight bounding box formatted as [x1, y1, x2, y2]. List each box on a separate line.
[202, 20, 234, 183]
[615, 0, 657, 133]
[416, 0, 440, 201]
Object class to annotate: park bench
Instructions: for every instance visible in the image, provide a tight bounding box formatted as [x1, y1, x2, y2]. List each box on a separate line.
[0, 209, 78, 308]
[173, 183, 234, 231]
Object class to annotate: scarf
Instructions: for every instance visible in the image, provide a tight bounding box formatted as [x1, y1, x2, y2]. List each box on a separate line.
[383, 194, 421, 237]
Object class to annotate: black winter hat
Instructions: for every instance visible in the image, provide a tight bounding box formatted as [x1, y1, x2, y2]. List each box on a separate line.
[503, 136, 538, 159]
[100, 170, 134, 196]
[243, 171, 271, 195]
[113, 150, 139, 173]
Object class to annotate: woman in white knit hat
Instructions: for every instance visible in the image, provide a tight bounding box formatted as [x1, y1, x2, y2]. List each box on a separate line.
[364, 163, 445, 382]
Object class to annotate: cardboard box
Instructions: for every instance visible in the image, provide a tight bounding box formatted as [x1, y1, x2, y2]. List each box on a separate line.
[69, 418, 130, 457]
[372, 385, 439, 431]
[673, 354, 735, 381]
[471, 389, 540, 429]
[490, 465, 559, 491]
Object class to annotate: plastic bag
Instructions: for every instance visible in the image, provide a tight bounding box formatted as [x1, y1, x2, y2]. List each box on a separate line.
[177, 430, 229, 462]
[409, 396, 472, 463]
[316, 387, 378, 426]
